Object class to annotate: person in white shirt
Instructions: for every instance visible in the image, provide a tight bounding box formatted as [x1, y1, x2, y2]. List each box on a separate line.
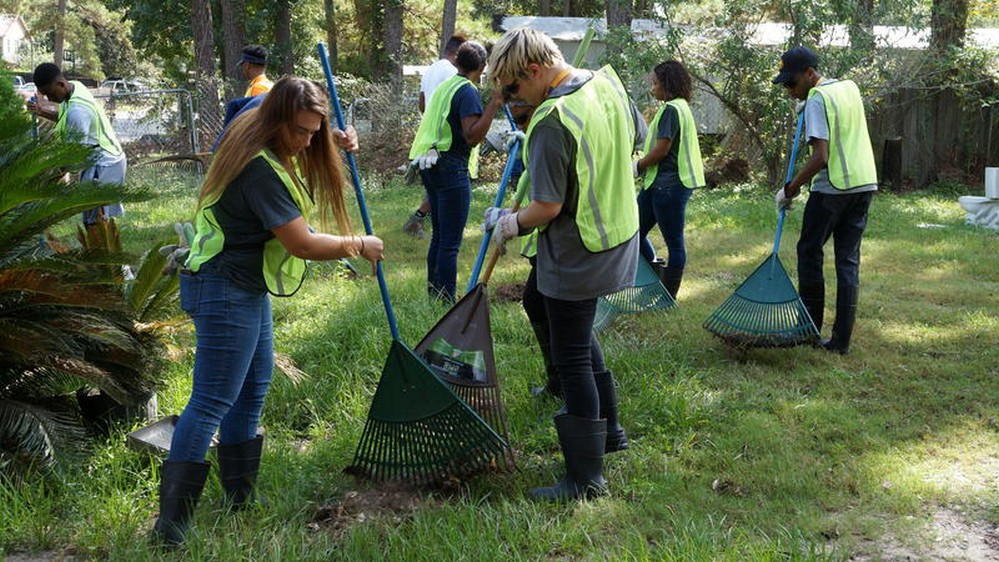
[405, 35, 467, 238]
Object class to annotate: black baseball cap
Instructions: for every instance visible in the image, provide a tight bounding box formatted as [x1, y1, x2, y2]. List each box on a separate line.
[772, 46, 819, 85]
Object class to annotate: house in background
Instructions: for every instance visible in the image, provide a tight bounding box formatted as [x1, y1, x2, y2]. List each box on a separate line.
[0, 14, 28, 66]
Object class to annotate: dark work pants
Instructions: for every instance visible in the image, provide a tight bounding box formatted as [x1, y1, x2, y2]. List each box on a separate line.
[521, 259, 554, 375]
[637, 180, 693, 268]
[797, 190, 874, 289]
[539, 293, 607, 420]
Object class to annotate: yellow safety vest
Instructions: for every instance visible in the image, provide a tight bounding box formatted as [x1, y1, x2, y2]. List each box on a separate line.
[642, 98, 704, 189]
[807, 80, 878, 190]
[55, 81, 123, 156]
[523, 66, 639, 253]
[408, 74, 479, 175]
[185, 150, 314, 296]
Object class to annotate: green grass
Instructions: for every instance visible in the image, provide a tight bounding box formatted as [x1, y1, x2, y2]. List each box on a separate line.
[2, 165, 997, 561]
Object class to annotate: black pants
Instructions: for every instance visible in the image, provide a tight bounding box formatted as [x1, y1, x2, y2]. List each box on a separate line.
[797, 191, 874, 289]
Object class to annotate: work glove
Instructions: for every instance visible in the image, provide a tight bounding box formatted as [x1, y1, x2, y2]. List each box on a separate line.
[160, 221, 193, 276]
[404, 159, 419, 184]
[493, 211, 520, 256]
[416, 148, 440, 170]
[632, 161, 641, 178]
[795, 100, 806, 115]
[482, 206, 511, 232]
[774, 184, 794, 211]
[503, 130, 526, 151]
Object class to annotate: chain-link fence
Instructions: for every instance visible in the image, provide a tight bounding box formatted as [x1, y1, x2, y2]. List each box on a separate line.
[94, 88, 205, 188]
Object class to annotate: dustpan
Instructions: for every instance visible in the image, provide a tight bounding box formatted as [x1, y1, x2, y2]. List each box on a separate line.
[319, 43, 509, 484]
[703, 112, 819, 349]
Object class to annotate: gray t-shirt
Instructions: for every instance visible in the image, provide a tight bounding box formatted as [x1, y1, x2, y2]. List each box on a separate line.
[527, 70, 642, 301]
[203, 156, 304, 293]
[804, 79, 877, 195]
[651, 104, 681, 186]
[65, 102, 126, 168]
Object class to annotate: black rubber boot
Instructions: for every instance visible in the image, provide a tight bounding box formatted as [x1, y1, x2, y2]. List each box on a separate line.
[662, 267, 684, 300]
[822, 286, 858, 355]
[152, 460, 210, 547]
[217, 434, 264, 510]
[529, 414, 608, 502]
[798, 282, 825, 334]
[593, 370, 628, 453]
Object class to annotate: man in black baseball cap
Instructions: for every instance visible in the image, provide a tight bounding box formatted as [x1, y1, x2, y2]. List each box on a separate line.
[772, 45, 878, 356]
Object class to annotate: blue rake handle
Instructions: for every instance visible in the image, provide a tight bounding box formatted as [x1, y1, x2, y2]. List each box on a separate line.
[773, 111, 805, 256]
[465, 106, 521, 291]
[318, 42, 400, 341]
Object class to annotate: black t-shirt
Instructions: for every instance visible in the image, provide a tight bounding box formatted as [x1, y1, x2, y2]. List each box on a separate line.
[652, 104, 681, 186]
[203, 155, 303, 293]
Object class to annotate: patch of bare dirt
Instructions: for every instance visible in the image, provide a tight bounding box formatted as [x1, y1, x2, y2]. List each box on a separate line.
[492, 282, 525, 303]
[308, 483, 439, 541]
[851, 507, 999, 561]
[4, 549, 78, 561]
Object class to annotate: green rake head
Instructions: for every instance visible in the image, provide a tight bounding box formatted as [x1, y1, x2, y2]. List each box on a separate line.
[345, 340, 510, 485]
[703, 253, 819, 349]
[594, 258, 677, 331]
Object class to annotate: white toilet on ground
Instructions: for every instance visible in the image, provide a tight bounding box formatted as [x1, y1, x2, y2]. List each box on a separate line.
[959, 167, 999, 230]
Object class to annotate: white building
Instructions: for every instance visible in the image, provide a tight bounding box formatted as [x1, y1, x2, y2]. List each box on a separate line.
[0, 14, 28, 66]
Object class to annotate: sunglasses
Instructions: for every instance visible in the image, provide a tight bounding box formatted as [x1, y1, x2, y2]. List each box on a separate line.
[503, 79, 521, 97]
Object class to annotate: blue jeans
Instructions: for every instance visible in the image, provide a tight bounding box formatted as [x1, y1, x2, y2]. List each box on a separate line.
[637, 181, 692, 268]
[169, 269, 274, 462]
[421, 158, 471, 302]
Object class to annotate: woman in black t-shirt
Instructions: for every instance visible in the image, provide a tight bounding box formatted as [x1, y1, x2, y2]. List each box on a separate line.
[152, 77, 384, 546]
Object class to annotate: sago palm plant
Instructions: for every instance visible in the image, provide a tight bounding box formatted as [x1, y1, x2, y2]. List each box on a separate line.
[0, 82, 160, 475]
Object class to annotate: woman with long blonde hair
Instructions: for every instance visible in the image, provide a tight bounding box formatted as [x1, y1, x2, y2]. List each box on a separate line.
[152, 77, 384, 546]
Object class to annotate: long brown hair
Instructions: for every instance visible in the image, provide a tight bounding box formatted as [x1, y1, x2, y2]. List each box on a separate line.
[653, 60, 693, 101]
[199, 76, 351, 235]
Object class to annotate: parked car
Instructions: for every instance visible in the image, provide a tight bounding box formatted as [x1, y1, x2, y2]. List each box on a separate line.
[15, 81, 36, 100]
[12, 75, 24, 88]
[99, 80, 145, 95]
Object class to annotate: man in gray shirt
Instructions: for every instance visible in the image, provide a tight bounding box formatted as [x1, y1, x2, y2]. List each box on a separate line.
[772, 47, 878, 355]
[31, 63, 127, 229]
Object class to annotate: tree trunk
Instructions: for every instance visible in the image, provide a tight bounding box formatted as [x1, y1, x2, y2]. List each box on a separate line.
[275, 0, 295, 75]
[53, 0, 67, 68]
[220, 0, 246, 99]
[192, 0, 221, 150]
[930, 0, 969, 52]
[848, 0, 875, 53]
[440, 0, 457, 58]
[563, 0, 571, 17]
[605, 0, 633, 57]
[539, 0, 551, 16]
[383, 0, 404, 104]
[324, 0, 338, 73]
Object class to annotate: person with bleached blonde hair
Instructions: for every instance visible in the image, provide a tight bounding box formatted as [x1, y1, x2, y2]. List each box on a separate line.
[484, 27, 647, 502]
[152, 77, 384, 546]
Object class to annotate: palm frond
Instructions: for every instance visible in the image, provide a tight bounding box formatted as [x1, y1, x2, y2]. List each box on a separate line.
[0, 397, 86, 473]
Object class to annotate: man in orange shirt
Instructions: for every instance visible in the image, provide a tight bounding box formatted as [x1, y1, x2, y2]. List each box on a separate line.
[242, 45, 273, 97]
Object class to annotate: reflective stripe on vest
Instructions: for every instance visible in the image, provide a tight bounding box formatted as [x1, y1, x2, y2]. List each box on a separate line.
[522, 66, 639, 253]
[642, 99, 704, 190]
[409, 75, 473, 159]
[55, 81, 123, 156]
[808, 80, 878, 190]
[185, 150, 314, 296]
